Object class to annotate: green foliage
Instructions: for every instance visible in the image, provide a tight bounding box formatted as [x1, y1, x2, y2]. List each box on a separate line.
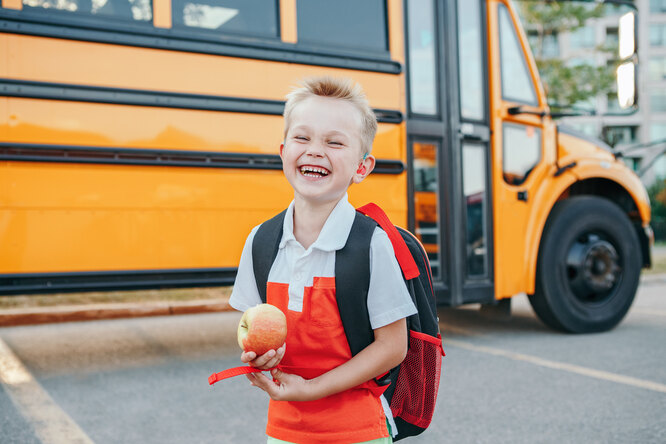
[648, 178, 666, 242]
[518, 2, 605, 51]
[516, 1, 617, 112]
[537, 59, 615, 109]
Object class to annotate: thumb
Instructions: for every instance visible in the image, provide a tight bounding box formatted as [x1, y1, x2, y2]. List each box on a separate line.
[270, 368, 284, 381]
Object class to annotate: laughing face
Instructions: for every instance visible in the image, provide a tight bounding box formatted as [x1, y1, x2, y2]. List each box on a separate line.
[281, 95, 374, 207]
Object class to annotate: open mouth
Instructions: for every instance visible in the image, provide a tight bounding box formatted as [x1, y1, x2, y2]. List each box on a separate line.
[299, 165, 330, 178]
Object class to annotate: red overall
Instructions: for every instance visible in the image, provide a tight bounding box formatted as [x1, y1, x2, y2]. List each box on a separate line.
[266, 277, 389, 443]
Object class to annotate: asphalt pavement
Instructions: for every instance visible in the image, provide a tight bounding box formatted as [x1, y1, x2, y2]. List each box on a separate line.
[1, 281, 664, 444]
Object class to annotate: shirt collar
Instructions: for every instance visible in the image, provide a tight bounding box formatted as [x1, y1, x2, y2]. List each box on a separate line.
[279, 194, 356, 252]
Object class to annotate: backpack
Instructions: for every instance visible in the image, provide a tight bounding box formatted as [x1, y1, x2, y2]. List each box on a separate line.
[252, 202, 444, 441]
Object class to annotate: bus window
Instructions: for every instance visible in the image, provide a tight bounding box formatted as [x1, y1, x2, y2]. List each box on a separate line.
[406, 0, 438, 115]
[462, 143, 488, 277]
[498, 4, 537, 105]
[171, 0, 278, 37]
[297, 0, 388, 53]
[412, 141, 442, 278]
[457, 0, 484, 121]
[502, 123, 541, 185]
[22, 0, 153, 22]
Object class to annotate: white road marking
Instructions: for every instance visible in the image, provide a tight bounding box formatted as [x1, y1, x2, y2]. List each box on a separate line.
[0, 338, 95, 444]
[446, 338, 666, 394]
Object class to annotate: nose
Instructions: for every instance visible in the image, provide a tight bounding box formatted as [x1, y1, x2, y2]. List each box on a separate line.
[305, 140, 325, 157]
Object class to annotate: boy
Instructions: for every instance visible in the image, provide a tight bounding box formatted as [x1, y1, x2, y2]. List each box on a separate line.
[229, 77, 416, 443]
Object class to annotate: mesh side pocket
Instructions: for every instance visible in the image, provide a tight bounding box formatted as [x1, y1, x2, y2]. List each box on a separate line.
[390, 330, 443, 429]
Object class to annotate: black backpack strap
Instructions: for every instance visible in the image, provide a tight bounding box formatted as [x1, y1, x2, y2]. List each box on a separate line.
[335, 212, 377, 356]
[252, 210, 287, 303]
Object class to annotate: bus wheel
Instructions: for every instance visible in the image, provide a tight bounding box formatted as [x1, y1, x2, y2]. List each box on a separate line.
[529, 196, 641, 333]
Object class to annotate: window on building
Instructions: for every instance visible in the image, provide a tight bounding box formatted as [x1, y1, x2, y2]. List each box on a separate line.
[652, 155, 666, 180]
[651, 92, 666, 113]
[171, 0, 278, 37]
[651, 123, 666, 141]
[650, 24, 666, 47]
[603, 125, 639, 146]
[650, 0, 666, 13]
[22, 0, 153, 22]
[297, 0, 388, 53]
[622, 157, 641, 172]
[569, 122, 598, 137]
[607, 92, 622, 113]
[569, 26, 596, 49]
[568, 56, 596, 67]
[606, 27, 618, 47]
[648, 57, 666, 82]
[527, 31, 560, 58]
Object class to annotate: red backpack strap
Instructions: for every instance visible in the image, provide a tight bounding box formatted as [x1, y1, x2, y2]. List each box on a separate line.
[252, 210, 287, 303]
[357, 203, 420, 280]
[208, 366, 264, 385]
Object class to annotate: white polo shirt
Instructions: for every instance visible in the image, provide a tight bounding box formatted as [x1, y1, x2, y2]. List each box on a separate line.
[230, 194, 417, 437]
[230, 194, 416, 328]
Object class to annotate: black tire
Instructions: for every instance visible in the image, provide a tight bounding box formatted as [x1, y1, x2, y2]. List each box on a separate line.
[529, 196, 641, 333]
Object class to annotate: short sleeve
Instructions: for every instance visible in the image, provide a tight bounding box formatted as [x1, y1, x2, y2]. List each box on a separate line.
[367, 228, 417, 329]
[229, 226, 262, 313]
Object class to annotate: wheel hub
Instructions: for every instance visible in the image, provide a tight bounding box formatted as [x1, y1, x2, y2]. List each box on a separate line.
[566, 234, 622, 302]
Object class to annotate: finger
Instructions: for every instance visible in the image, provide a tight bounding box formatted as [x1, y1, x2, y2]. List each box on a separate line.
[250, 372, 278, 395]
[251, 349, 277, 368]
[270, 368, 289, 384]
[240, 351, 257, 364]
[263, 351, 284, 370]
[261, 344, 286, 369]
[276, 343, 286, 359]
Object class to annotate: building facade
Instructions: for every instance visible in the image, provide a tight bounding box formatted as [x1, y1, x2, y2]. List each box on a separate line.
[546, 0, 666, 186]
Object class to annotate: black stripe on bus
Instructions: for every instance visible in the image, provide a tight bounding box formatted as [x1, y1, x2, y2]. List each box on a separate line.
[0, 268, 238, 295]
[0, 79, 404, 124]
[0, 143, 406, 174]
[0, 11, 402, 74]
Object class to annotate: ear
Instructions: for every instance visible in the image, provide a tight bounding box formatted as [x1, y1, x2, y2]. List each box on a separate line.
[352, 154, 375, 184]
[279, 143, 284, 158]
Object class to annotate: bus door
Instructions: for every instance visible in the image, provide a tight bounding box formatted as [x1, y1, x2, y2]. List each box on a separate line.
[406, 0, 494, 306]
[488, 1, 553, 299]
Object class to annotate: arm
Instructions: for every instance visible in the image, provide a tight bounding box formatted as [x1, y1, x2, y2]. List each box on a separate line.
[229, 225, 287, 369]
[247, 317, 407, 401]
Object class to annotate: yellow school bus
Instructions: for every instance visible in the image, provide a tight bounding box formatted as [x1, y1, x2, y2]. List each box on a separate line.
[0, 0, 650, 332]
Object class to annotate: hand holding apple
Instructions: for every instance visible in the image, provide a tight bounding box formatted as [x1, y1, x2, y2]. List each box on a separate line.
[237, 304, 287, 356]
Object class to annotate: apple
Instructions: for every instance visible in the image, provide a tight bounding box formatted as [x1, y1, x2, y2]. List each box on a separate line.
[237, 303, 287, 356]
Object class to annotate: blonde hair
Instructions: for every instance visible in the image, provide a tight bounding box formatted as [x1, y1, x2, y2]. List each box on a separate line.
[283, 77, 377, 154]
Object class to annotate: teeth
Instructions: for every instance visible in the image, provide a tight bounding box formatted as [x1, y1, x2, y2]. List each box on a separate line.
[299, 166, 329, 177]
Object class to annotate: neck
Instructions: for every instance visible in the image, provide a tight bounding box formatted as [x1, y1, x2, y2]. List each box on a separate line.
[292, 197, 341, 250]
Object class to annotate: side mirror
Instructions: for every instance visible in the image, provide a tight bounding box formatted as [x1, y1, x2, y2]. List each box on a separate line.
[616, 11, 637, 110]
[616, 62, 635, 109]
[618, 11, 635, 60]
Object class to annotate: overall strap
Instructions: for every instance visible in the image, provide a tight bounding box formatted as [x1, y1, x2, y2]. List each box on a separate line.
[252, 210, 287, 303]
[335, 212, 377, 356]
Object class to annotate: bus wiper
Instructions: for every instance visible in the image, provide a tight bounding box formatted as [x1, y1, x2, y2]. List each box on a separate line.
[508, 105, 597, 118]
[507, 106, 546, 117]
